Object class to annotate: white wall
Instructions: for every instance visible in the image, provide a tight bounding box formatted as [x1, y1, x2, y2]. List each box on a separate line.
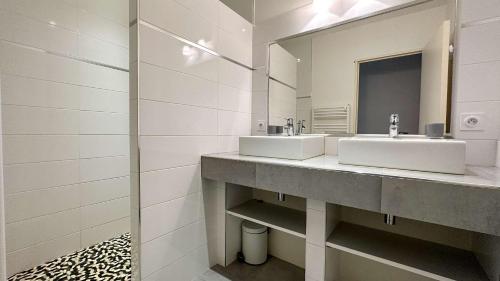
[452, 0, 500, 166]
[0, 0, 130, 276]
[311, 3, 450, 132]
[135, 0, 252, 279]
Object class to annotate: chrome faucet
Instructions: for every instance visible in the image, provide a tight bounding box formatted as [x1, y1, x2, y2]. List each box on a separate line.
[284, 118, 294, 136]
[296, 120, 306, 135]
[389, 114, 399, 138]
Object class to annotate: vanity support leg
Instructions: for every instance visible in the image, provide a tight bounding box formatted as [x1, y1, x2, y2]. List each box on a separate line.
[202, 179, 226, 267]
[306, 199, 327, 281]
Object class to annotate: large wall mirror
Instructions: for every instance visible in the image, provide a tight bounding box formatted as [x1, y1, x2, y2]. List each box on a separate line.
[267, 0, 456, 135]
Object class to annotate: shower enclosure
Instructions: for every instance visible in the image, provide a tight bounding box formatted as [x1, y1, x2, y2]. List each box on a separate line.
[0, 0, 132, 280]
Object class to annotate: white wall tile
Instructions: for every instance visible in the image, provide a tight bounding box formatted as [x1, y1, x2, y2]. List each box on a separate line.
[217, 136, 239, 153]
[461, 0, 500, 24]
[79, 87, 128, 113]
[78, 34, 129, 69]
[218, 84, 252, 113]
[0, 10, 78, 56]
[79, 111, 128, 135]
[5, 184, 80, 223]
[216, 1, 252, 65]
[140, 220, 206, 277]
[137, 3, 253, 279]
[3, 135, 79, 164]
[5, 208, 80, 253]
[77, 0, 128, 27]
[79, 135, 129, 158]
[2, 105, 79, 135]
[218, 59, 252, 91]
[140, 24, 219, 82]
[459, 20, 500, 65]
[140, 164, 201, 208]
[217, 2, 252, 44]
[465, 140, 498, 166]
[143, 244, 210, 281]
[6, 232, 80, 277]
[4, 160, 79, 194]
[217, 110, 251, 136]
[140, 62, 218, 108]
[80, 176, 130, 206]
[453, 101, 500, 140]
[80, 197, 129, 229]
[140, 0, 191, 40]
[141, 193, 202, 242]
[139, 136, 218, 171]
[140, 100, 217, 136]
[81, 216, 130, 248]
[0, 41, 80, 85]
[78, 60, 129, 92]
[218, 28, 252, 66]
[251, 91, 267, 117]
[456, 60, 500, 102]
[176, 0, 219, 24]
[5, 0, 79, 31]
[80, 156, 129, 182]
[1, 74, 79, 109]
[141, 0, 218, 51]
[78, 9, 128, 48]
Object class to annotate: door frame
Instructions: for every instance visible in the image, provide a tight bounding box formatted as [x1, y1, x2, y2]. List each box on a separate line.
[353, 50, 422, 133]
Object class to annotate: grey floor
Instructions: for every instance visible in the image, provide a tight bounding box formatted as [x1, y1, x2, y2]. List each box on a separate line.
[211, 256, 305, 281]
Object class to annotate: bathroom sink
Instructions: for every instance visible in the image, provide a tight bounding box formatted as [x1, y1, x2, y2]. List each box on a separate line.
[338, 135, 466, 174]
[239, 135, 325, 160]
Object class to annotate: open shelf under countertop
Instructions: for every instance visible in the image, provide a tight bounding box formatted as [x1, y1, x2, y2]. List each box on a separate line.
[226, 199, 306, 238]
[326, 222, 489, 281]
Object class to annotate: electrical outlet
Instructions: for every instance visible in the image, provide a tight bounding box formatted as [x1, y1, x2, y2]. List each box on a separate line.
[257, 120, 266, 132]
[460, 113, 484, 131]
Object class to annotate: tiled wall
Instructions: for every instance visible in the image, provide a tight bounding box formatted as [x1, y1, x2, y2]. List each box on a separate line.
[0, 0, 130, 276]
[133, 0, 252, 280]
[452, 0, 500, 166]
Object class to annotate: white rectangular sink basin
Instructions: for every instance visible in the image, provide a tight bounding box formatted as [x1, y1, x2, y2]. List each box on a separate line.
[239, 135, 325, 160]
[338, 135, 466, 174]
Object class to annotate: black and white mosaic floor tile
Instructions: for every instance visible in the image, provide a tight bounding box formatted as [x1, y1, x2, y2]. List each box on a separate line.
[8, 233, 131, 281]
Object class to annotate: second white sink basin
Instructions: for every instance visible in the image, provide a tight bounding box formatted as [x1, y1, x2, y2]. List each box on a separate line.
[338, 135, 466, 174]
[239, 135, 325, 160]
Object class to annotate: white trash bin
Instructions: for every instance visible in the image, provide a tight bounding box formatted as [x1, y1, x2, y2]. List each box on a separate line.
[242, 221, 268, 265]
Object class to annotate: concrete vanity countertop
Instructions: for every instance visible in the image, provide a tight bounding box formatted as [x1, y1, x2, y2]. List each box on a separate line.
[201, 152, 500, 236]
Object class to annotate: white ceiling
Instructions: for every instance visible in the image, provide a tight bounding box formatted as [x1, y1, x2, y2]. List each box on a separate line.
[254, 0, 313, 23]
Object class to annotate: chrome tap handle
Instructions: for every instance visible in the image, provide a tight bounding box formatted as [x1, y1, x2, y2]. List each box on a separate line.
[390, 114, 399, 125]
[389, 114, 399, 138]
[284, 118, 294, 136]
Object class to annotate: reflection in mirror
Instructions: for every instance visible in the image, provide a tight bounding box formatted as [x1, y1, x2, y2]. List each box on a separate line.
[267, 0, 455, 135]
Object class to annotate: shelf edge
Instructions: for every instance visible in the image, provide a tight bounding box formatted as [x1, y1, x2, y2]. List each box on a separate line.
[326, 242, 455, 281]
[226, 210, 306, 239]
